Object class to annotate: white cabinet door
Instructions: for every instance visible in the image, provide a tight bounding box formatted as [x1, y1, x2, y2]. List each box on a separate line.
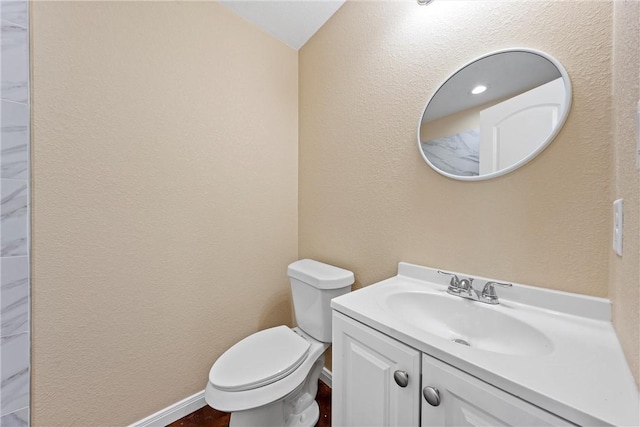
[421, 354, 574, 426]
[333, 312, 421, 427]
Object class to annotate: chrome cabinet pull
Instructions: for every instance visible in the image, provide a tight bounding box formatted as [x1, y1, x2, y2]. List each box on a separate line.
[423, 386, 441, 406]
[393, 370, 409, 387]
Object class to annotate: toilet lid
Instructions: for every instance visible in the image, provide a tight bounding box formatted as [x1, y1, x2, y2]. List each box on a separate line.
[209, 326, 311, 392]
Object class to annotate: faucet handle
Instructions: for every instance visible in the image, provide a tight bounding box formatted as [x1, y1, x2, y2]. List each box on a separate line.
[438, 270, 462, 293]
[481, 281, 513, 303]
[437, 270, 459, 283]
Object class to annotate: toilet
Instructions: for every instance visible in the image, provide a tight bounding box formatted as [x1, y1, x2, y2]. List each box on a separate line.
[205, 259, 354, 427]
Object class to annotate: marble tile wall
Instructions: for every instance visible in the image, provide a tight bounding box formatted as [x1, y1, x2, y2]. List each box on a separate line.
[421, 129, 481, 177]
[0, 0, 30, 425]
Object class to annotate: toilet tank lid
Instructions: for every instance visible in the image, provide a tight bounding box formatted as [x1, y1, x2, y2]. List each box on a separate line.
[287, 259, 354, 289]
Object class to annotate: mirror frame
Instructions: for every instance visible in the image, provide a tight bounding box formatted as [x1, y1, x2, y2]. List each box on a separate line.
[417, 48, 572, 181]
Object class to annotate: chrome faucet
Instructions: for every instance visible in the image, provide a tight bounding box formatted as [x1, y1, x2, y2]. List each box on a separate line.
[457, 278, 476, 298]
[438, 271, 512, 305]
[480, 281, 513, 304]
[437, 270, 462, 294]
[438, 270, 476, 298]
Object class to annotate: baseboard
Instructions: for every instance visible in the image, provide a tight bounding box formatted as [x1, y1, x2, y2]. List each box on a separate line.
[129, 390, 206, 427]
[320, 367, 332, 388]
[130, 370, 330, 426]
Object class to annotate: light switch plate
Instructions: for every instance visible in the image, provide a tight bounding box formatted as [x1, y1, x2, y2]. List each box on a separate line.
[613, 198, 624, 256]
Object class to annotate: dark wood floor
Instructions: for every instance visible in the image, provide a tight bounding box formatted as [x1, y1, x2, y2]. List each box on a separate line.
[167, 380, 331, 427]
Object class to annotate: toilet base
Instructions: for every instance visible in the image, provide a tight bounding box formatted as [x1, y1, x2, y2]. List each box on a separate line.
[287, 400, 320, 427]
[229, 400, 319, 427]
[228, 353, 325, 427]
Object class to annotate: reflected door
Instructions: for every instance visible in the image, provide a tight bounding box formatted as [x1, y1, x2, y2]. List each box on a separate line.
[479, 77, 565, 174]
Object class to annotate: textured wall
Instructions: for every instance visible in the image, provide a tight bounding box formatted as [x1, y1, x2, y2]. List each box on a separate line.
[299, 1, 612, 295]
[610, 0, 640, 387]
[31, 2, 298, 425]
[0, 0, 30, 425]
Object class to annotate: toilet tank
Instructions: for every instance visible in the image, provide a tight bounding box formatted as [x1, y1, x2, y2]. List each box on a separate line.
[287, 259, 354, 343]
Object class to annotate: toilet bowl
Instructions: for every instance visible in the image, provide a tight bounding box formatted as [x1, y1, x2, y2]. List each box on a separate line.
[205, 326, 328, 426]
[205, 259, 354, 427]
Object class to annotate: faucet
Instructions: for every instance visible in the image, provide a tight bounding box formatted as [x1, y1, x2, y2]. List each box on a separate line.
[480, 281, 513, 304]
[438, 270, 476, 299]
[438, 271, 512, 305]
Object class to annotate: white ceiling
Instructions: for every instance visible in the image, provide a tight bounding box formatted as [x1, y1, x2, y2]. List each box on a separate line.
[219, 1, 346, 50]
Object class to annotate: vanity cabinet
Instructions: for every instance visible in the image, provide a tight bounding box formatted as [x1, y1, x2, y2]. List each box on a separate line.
[332, 312, 421, 426]
[333, 312, 574, 427]
[421, 354, 572, 426]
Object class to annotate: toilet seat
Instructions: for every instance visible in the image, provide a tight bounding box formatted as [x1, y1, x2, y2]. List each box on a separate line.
[206, 327, 329, 413]
[209, 326, 311, 392]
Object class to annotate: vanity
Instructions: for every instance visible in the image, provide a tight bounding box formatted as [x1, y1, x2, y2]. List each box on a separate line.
[331, 262, 639, 426]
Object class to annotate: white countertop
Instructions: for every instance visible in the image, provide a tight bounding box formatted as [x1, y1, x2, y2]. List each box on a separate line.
[331, 262, 639, 426]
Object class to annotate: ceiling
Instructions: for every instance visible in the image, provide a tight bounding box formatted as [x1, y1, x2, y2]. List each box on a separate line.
[219, 1, 346, 50]
[423, 51, 563, 122]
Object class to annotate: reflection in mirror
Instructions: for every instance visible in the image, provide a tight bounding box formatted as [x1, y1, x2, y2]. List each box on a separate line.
[418, 49, 572, 181]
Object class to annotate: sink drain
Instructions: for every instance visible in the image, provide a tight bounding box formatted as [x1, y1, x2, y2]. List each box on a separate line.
[452, 338, 470, 347]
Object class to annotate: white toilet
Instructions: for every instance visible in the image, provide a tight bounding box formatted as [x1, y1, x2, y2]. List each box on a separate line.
[205, 259, 354, 427]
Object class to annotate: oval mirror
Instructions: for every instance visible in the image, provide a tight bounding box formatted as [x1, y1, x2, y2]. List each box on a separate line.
[418, 48, 572, 180]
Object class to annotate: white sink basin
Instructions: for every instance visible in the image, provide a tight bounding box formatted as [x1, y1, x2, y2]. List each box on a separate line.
[331, 262, 639, 427]
[380, 291, 554, 356]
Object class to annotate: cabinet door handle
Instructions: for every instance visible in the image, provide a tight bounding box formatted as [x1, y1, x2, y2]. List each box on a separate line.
[393, 370, 409, 387]
[423, 386, 441, 406]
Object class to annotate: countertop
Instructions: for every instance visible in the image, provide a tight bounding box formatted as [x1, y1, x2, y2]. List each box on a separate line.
[331, 262, 640, 426]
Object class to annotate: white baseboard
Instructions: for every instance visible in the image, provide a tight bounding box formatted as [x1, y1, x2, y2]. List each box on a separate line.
[129, 390, 206, 427]
[320, 367, 332, 388]
[130, 370, 331, 426]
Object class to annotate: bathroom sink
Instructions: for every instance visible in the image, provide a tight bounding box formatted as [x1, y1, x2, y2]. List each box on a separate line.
[332, 262, 640, 426]
[380, 291, 553, 356]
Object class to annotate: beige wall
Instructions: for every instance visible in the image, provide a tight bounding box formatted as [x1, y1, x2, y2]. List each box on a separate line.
[421, 102, 480, 142]
[300, 0, 612, 296]
[30, 0, 639, 424]
[421, 96, 508, 141]
[610, 0, 640, 387]
[31, 2, 298, 425]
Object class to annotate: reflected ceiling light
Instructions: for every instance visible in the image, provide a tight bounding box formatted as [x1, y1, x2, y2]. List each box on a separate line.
[471, 85, 488, 95]
[417, 0, 434, 5]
